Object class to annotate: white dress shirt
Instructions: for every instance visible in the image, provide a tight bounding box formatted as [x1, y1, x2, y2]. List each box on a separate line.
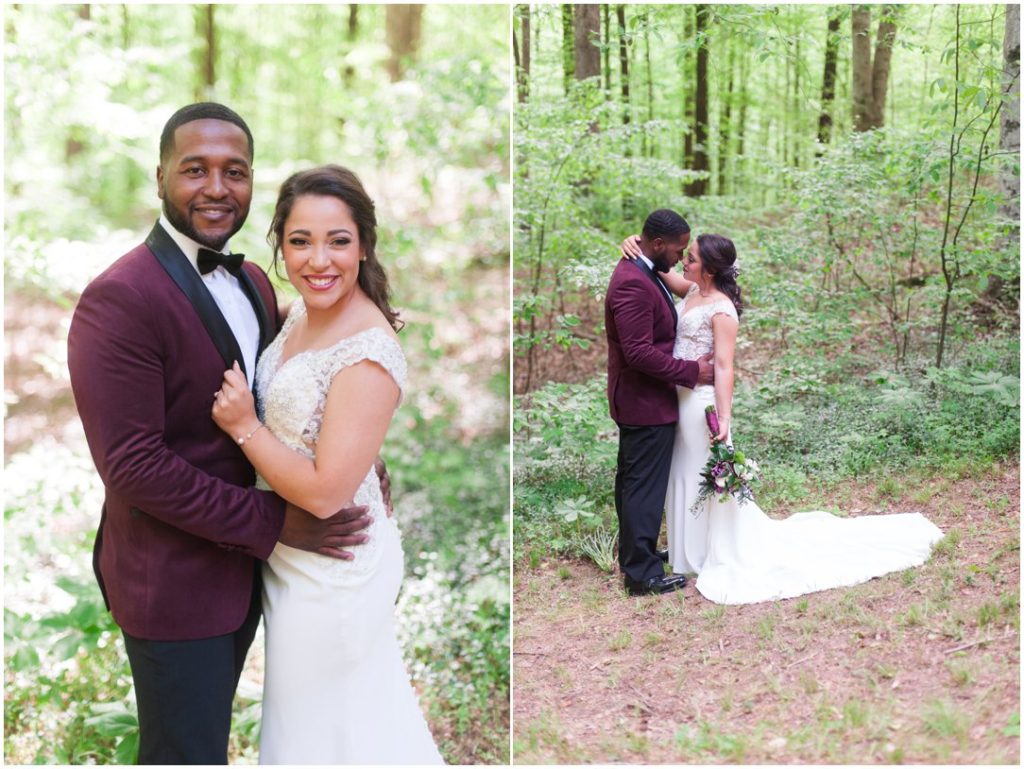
[158, 215, 260, 387]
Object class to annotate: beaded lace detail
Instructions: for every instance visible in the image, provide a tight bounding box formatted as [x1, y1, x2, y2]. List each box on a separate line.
[253, 302, 406, 584]
[673, 284, 738, 382]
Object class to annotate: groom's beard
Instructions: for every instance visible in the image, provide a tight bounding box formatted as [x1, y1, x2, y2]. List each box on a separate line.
[650, 254, 671, 273]
[161, 199, 245, 253]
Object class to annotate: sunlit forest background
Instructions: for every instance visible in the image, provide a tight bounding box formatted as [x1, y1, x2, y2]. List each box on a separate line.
[4, 3, 509, 764]
[513, 4, 1018, 764]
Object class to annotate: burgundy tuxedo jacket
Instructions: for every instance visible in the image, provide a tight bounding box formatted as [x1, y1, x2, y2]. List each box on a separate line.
[605, 259, 699, 426]
[67, 222, 286, 641]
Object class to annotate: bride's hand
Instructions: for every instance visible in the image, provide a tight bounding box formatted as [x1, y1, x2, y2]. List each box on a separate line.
[711, 416, 730, 444]
[212, 361, 260, 438]
[620, 234, 643, 260]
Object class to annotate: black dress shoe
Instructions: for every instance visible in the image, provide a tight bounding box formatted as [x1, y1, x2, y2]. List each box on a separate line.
[656, 549, 670, 563]
[624, 573, 687, 596]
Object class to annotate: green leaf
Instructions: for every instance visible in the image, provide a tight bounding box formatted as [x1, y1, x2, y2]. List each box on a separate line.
[85, 706, 138, 738]
[114, 732, 140, 764]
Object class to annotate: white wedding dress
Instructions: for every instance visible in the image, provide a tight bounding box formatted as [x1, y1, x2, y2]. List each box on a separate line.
[253, 302, 443, 764]
[665, 284, 944, 604]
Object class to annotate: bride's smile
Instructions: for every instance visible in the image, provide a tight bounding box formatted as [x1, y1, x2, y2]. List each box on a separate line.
[283, 194, 364, 312]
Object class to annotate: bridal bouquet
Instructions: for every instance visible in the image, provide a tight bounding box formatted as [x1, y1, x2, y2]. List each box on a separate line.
[690, 405, 761, 517]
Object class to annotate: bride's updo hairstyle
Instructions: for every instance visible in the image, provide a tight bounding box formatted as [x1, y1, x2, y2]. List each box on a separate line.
[697, 233, 743, 318]
[269, 165, 403, 331]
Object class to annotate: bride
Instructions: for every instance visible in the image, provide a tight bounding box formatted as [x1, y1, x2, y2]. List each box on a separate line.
[622, 232, 943, 604]
[212, 166, 442, 763]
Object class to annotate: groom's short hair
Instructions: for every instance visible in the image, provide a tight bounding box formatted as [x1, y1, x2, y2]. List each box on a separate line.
[159, 102, 254, 164]
[642, 209, 690, 240]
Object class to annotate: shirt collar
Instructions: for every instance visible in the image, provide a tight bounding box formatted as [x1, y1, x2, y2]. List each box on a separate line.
[637, 253, 656, 272]
[158, 214, 231, 276]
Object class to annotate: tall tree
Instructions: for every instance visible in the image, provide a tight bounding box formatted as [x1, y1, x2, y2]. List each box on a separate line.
[851, 4, 898, 131]
[516, 7, 530, 103]
[562, 5, 574, 93]
[718, 42, 734, 194]
[686, 5, 710, 196]
[999, 2, 1020, 225]
[851, 5, 873, 131]
[617, 4, 630, 126]
[870, 6, 898, 127]
[343, 5, 358, 86]
[602, 4, 611, 97]
[573, 4, 600, 81]
[618, 5, 635, 218]
[818, 8, 842, 146]
[385, 4, 423, 82]
[194, 4, 215, 101]
[986, 3, 1021, 304]
[681, 6, 694, 170]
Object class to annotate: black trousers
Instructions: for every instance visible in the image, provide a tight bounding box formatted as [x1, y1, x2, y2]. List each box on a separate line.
[615, 422, 676, 583]
[122, 574, 262, 765]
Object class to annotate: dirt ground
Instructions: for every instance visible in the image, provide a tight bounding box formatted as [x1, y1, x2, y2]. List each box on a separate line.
[513, 466, 1020, 764]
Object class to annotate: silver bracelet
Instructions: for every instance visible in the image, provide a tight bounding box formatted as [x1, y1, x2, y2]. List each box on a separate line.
[237, 423, 266, 446]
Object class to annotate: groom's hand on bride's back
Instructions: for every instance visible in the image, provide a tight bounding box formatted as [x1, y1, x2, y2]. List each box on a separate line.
[279, 502, 372, 560]
[696, 352, 715, 385]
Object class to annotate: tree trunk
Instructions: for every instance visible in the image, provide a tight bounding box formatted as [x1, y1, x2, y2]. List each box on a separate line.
[870, 5, 898, 128]
[999, 2, 1020, 208]
[348, 4, 358, 38]
[618, 5, 630, 125]
[818, 10, 841, 146]
[344, 5, 358, 86]
[682, 6, 694, 170]
[516, 8, 530, 103]
[602, 4, 611, 98]
[385, 4, 423, 82]
[718, 41, 733, 194]
[645, 13, 654, 157]
[194, 4, 215, 101]
[737, 44, 747, 189]
[986, 2, 1021, 304]
[791, 24, 800, 167]
[121, 3, 130, 49]
[574, 4, 601, 81]
[851, 5, 873, 132]
[617, 5, 635, 219]
[686, 4, 710, 196]
[562, 5, 574, 94]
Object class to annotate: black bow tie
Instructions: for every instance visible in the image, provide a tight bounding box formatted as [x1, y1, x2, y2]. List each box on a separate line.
[197, 248, 245, 276]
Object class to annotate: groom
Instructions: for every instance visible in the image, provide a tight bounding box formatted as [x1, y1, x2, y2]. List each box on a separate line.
[605, 208, 714, 596]
[67, 103, 374, 763]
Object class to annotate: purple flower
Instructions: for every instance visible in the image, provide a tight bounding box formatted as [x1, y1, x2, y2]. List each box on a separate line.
[705, 405, 720, 436]
[711, 461, 729, 477]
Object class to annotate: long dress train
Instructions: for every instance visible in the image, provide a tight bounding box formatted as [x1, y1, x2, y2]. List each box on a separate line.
[254, 302, 443, 764]
[665, 285, 943, 605]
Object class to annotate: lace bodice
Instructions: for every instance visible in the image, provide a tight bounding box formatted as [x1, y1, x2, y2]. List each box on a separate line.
[254, 301, 407, 584]
[672, 284, 739, 371]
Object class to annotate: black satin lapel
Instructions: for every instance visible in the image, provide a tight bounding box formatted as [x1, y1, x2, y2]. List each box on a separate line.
[632, 259, 679, 325]
[145, 223, 247, 375]
[236, 268, 275, 359]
